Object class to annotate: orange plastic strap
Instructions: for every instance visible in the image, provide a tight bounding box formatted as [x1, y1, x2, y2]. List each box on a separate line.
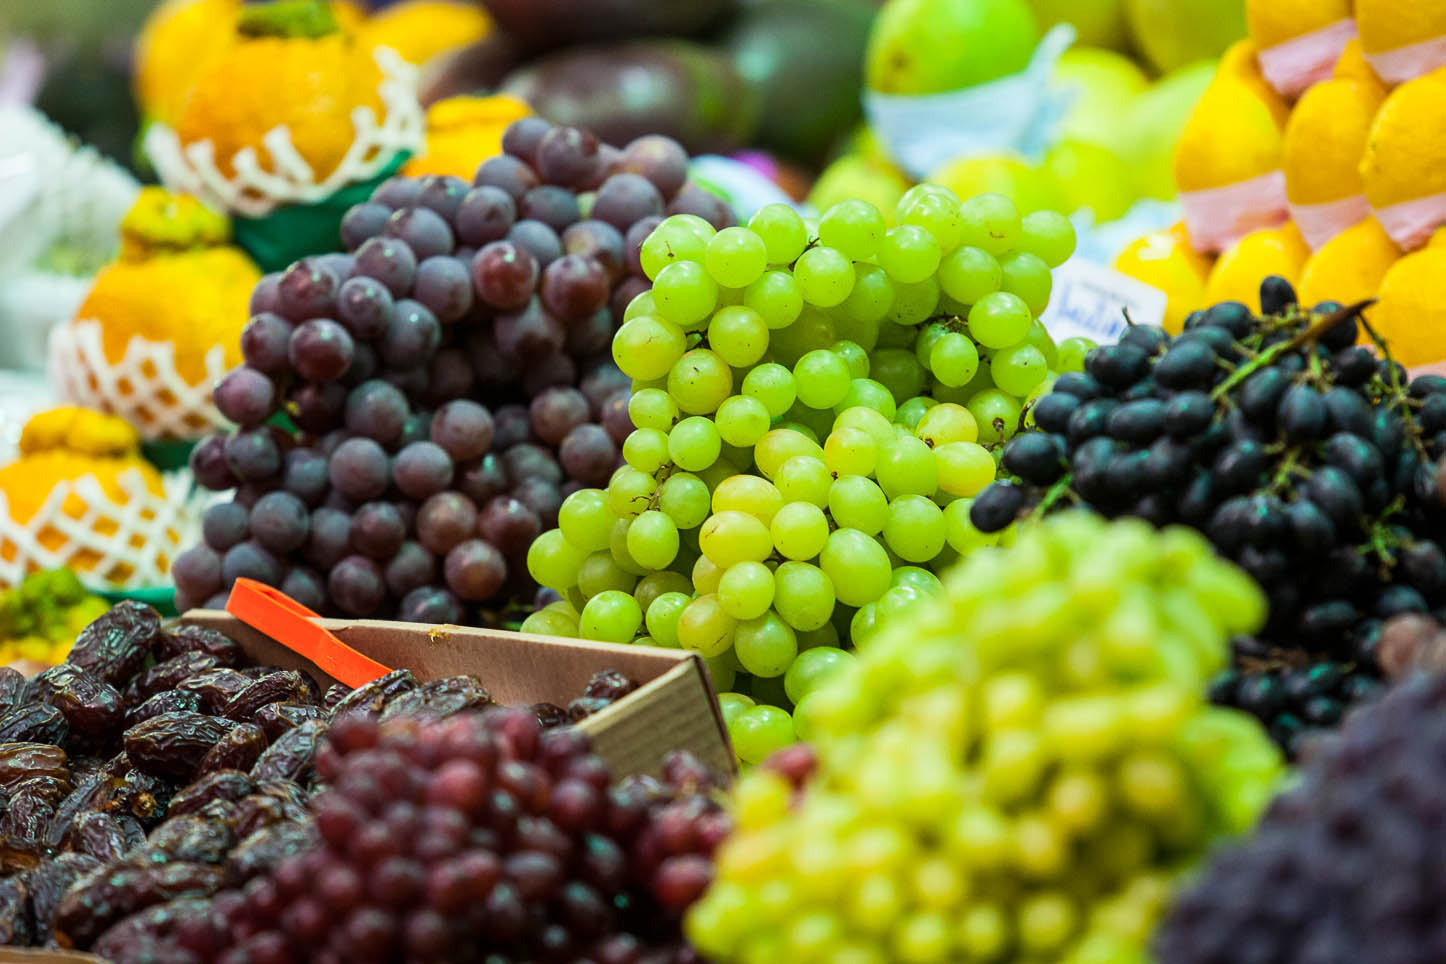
[225, 578, 392, 689]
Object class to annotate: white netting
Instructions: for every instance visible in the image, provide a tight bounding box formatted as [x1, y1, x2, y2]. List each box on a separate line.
[0, 468, 206, 590]
[47, 318, 229, 442]
[144, 46, 424, 219]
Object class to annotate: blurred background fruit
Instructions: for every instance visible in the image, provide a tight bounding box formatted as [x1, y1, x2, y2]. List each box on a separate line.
[479, 0, 738, 53]
[1125, 0, 1247, 73]
[865, 0, 1040, 95]
[0, 567, 109, 665]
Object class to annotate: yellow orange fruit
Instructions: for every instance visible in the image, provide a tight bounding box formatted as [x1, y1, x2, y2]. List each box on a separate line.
[1173, 72, 1285, 193]
[359, 0, 491, 66]
[1298, 217, 1401, 310]
[1114, 223, 1213, 334]
[1282, 75, 1386, 207]
[1360, 66, 1446, 213]
[1204, 222, 1309, 310]
[1357, 0, 1446, 75]
[1371, 244, 1446, 367]
[403, 95, 530, 180]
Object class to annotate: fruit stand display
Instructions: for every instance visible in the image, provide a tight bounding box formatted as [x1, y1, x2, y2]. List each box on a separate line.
[4, 0, 1446, 961]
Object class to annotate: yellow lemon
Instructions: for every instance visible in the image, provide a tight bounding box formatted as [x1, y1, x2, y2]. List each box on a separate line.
[1360, 66, 1446, 213]
[1204, 222, 1309, 310]
[1173, 73, 1285, 193]
[1114, 223, 1213, 334]
[1332, 38, 1381, 84]
[1371, 244, 1446, 367]
[1282, 75, 1387, 207]
[403, 95, 531, 180]
[1216, 40, 1291, 127]
[1298, 217, 1401, 310]
[359, 0, 491, 66]
[1357, 0, 1446, 79]
[1247, 0, 1349, 51]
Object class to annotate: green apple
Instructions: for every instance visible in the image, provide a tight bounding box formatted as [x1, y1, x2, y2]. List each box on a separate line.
[866, 0, 1040, 95]
[1028, 0, 1131, 50]
[1042, 138, 1138, 221]
[1120, 59, 1217, 199]
[1053, 47, 1151, 154]
[809, 154, 913, 224]
[927, 154, 1065, 214]
[1125, 0, 1246, 74]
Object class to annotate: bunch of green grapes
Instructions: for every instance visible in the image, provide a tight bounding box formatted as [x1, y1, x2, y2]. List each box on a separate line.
[525, 187, 1093, 761]
[686, 513, 1286, 964]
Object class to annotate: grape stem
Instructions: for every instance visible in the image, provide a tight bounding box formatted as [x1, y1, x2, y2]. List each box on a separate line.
[1209, 300, 1373, 402]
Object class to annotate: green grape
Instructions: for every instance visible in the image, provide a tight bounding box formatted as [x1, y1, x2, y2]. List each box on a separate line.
[653, 260, 719, 327]
[878, 224, 942, 285]
[869, 348, 926, 403]
[744, 270, 804, 330]
[915, 402, 978, 446]
[794, 246, 856, 308]
[937, 246, 1002, 305]
[958, 193, 1022, 255]
[768, 308, 837, 367]
[819, 198, 886, 261]
[819, 528, 892, 606]
[770, 501, 829, 560]
[783, 402, 836, 443]
[677, 593, 738, 658]
[699, 458, 744, 492]
[668, 348, 733, 414]
[558, 488, 615, 551]
[773, 561, 836, 631]
[622, 427, 670, 473]
[793, 349, 852, 410]
[526, 529, 589, 589]
[783, 646, 852, 703]
[774, 455, 832, 508]
[628, 388, 679, 432]
[894, 395, 937, 430]
[707, 226, 770, 288]
[735, 611, 799, 678]
[612, 315, 686, 381]
[693, 555, 724, 595]
[942, 498, 997, 552]
[626, 509, 680, 570]
[967, 389, 1023, 445]
[898, 190, 964, 252]
[731, 705, 796, 764]
[520, 607, 577, 637]
[891, 566, 943, 596]
[578, 589, 643, 643]
[999, 250, 1053, 316]
[850, 603, 885, 651]
[1024, 318, 1059, 369]
[967, 291, 1033, 349]
[834, 379, 897, 420]
[716, 691, 756, 728]
[658, 472, 711, 528]
[718, 561, 776, 620]
[875, 319, 917, 349]
[577, 550, 636, 598]
[668, 416, 723, 472]
[883, 495, 947, 563]
[885, 277, 940, 328]
[609, 517, 649, 576]
[833, 405, 894, 450]
[707, 306, 770, 368]
[824, 425, 877, 478]
[755, 427, 825, 479]
[749, 202, 809, 265]
[700, 510, 774, 567]
[715, 395, 772, 447]
[838, 264, 895, 326]
[875, 435, 938, 498]
[640, 223, 709, 280]
[798, 622, 840, 651]
[990, 343, 1048, 397]
[705, 652, 739, 695]
[623, 289, 657, 322]
[741, 362, 797, 418]
[1056, 336, 1095, 373]
[831, 340, 870, 379]
[635, 570, 692, 614]
[1019, 209, 1077, 267]
[712, 474, 784, 524]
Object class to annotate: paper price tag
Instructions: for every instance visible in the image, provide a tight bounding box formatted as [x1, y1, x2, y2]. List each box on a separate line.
[1038, 259, 1168, 346]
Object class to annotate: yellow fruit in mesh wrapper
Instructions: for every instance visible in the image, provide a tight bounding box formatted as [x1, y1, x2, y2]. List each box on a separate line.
[1205, 222, 1309, 311]
[403, 95, 531, 180]
[1359, 66, 1446, 252]
[1247, 0, 1349, 51]
[1114, 223, 1213, 334]
[1284, 75, 1386, 207]
[358, 0, 491, 67]
[1246, 0, 1355, 97]
[1174, 60, 1287, 193]
[1356, 0, 1446, 84]
[1298, 217, 1400, 316]
[1370, 242, 1446, 368]
[1332, 39, 1381, 84]
[1216, 41, 1291, 128]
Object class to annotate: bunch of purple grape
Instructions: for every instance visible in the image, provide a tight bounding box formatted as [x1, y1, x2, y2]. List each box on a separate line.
[210, 708, 728, 964]
[176, 117, 733, 622]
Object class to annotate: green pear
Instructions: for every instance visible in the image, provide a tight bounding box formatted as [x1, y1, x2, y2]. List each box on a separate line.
[1028, 0, 1131, 50]
[1125, 0, 1246, 74]
[866, 0, 1040, 95]
[1053, 47, 1151, 154]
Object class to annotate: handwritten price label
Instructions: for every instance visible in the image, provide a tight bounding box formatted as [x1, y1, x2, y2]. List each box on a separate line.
[1038, 260, 1168, 346]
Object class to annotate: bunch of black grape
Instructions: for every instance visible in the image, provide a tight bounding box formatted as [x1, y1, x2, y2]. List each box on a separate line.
[210, 708, 728, 964]
[971, 277, 1446, 756]
[176, 117, 733, 622]
[1154, 669, 1446, 964]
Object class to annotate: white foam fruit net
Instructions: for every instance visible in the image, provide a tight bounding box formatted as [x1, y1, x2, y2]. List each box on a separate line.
[47, 319, 229, 442]
[0, 468, 207, 590]
[144, 46, 424, 219]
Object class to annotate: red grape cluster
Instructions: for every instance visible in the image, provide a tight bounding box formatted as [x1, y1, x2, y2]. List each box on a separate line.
[176, 118, 732, 621]
[210, 708, 729, 964]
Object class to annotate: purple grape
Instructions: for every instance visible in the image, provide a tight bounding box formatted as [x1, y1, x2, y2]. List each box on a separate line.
[393, 441, 455, 500]
[341, 341, 379, 387]
[353, 237, 418, 298]
[501, 117, 554, 166]
[173, 544, 222, 600]
[398, 410, 433, 449]
[222, 540, 284, 586]
[281, 566, 326, 612]
[249, 272, 282, 316]
[417, 492, 478, 555]
[341, 202, 392, 250]
[431, 400, 495, 461]
[384, 541, 436, 598]
[350, 502, 406, 560]
[225, 428, 282, 482]
[250, 490, 311, 554]
[384, 207, 455, 261]
[521, 352, 578, 397]
[580, 364, 630, 414]
[291, 382, 347, 435]
[618, 135, 690, 199]
[601, 391, 632, 445]
[470, 241, 537, 311]
[398, 586, 463, 624]
[464, 328, 518, 389]
[203, 501, 250, 551]
[519, 186, 581, 233]
[495, 299, 564, 362]
[491, 405, 532, 450]
[282, 449, 330, 506]
[372, 176, 424, 209]
[382, 300, 442, 369]
[478, 497, 541, 557]
[321, 490, 355, 512]
[455, 455, 508, 506]
[529, 387, 590, 446]
[289, 318, 355, 382]
[315, 252, 356, 281]
[473, 154, 539, 202]
[535, 126, 601, 189]
[559, 425, 618, 486]
[591, 173, 663, 232]
[444, 539, 506, 601]
[277, 259, 338, 321]
[561, 220, 625, 282]
[345, 380, 410, 446]
[384, 365, 429, 399]
[455, 186, 516, 246]
[414, 256, 474, 323]
[540, 254, 609, 321]
[336, 276, 395, 341]
[512, 476, 562, 527]
[240, 313, 295, 374]
[506, 220, 562, 269]
[583, 142, 621, 191]
[666, 182, 735, 230]
[425, 349, 475, 407]
[213, 366, 277, 428]
[329, 555, 387, 616]
[232, 483, 266, 509]
[502, 443, 563, 486]
[329, 437, 390, 501]
[416, 175, 469, 223]
[306, 507, 353, 570]
[624, 216, 663, 277]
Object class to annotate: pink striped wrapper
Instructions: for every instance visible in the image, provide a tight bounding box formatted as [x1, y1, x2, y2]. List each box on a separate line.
[1364, 34, 1446, 84]
[1259, 19, 1358, 99]
[1290, 193, 1371, 250]
[1374, 192, 1446, 251]
[1179, 170, 1290, 254]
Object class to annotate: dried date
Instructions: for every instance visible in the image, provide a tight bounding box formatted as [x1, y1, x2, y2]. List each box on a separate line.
[44, 773, 107, 849]
[381, 674, 492, 721]
[0, 788, 53, 873]
[254, 701, 325, 741]
[91, 897, 219, 962]
[532, 701, 571, 728]
[0, 703, 69, 745]
[155, 625, 241, 666]
[568, 695, 612, 721]
[0, 742, 68, 790]
[30, 664, 124, 739]
[123, 712, 238, 781]
[195, 798, 240, 826]
[583, 668, 639, 701]
[231, 794, 305, 839]
[9, 774, 71, 808]
[174, 668, 250, 714]
[330, 668, 417, 717]
[124, 653, 218, 706]
[220, 670, 309, 721]
[167, 770, 254, 818]
[28, 852, 101, 944]
[73, 811, 128, 863]
[0, 667, 27, 715]
[138, 815, 234, 865]
[110, 768, 169, 824]
[54, 861, 223, 948]
[222, 821, 316, 888]
[322, 683, 350, 708]
[194, 723, 267, 778]
[67, 600, 159, 685]
[249, 719, 321, 784]
[124, 689, 205, 728]
[0, 876, 30, 945]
